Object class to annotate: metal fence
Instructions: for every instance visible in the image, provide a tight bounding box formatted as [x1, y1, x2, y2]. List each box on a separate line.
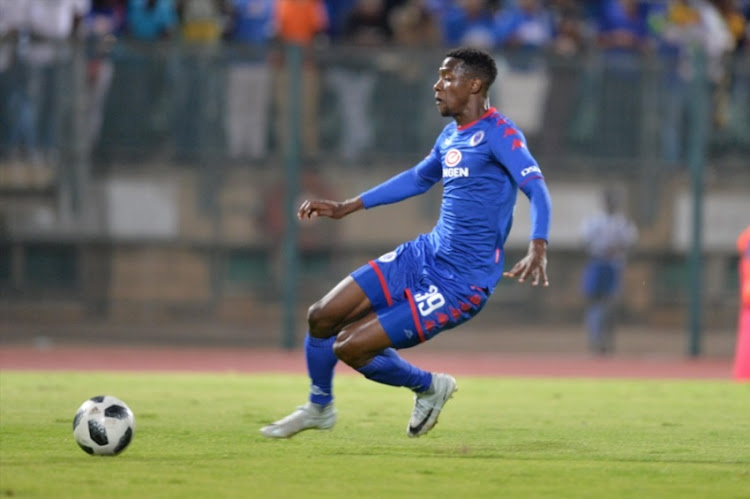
[2, 43, 749, 166]
[0, 42, 748, 352]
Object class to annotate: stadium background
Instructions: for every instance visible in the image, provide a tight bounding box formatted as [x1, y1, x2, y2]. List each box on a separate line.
[0, 1, 748, 361]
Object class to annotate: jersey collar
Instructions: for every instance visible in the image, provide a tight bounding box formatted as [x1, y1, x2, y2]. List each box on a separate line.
[456, 107, 497, 131]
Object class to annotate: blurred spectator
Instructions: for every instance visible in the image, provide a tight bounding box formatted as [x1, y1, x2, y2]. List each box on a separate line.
[714, 0, 747, 53]
[711, 0, 747, 138]
[492, 0, 554, 138]
[596, 0, 651, 55]
[423, 0, 453, 16]
[172, 1, 228, 160]
[580, 0, 605, 21]
[549, 0, 587, 56]
[324, 0, 357, 41]
[582, 0, 651, 157]
[177, 0, 227, 43]
[122, 0, 178, 161]
[227, 0, 275, 44]
[84, 0, 125, 150]
[0, 0, 25, 38]
[651, 0, 703, 164]
[580, 188, 638, 356]
[494, 0, 555, 56]
[389, 0, 441, 46]
[224, 0, 275, 160]
[719, 0, 750, 148]
[341, 0, 392, 46]
[274, 0, 327, 45]
[127, 0, 178, 40]
[649, 1, 688, 163]
[691, 0, 734, 124]
[87, 1, 127, 37]
[538, 0, 587, 157]
[274, 0, 329, 158]
[441, 0, 496, 50]
[0, 0, 30, 163]
[387, 0, 441, 152]
[326, 0, 391, 160]
[650, 0, 733, 164]
[5, 0, 90, 174]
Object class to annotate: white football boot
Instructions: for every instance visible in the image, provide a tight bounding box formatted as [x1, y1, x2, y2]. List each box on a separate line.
[260, 402, 337, 439]
[407, 373, 457, 438]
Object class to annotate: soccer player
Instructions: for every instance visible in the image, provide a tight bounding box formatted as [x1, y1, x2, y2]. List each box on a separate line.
[579, 189, 637, 355]
[260, 47, 552, 439]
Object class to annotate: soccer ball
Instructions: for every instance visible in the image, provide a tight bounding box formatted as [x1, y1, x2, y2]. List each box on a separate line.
[72, 395, 135, 456]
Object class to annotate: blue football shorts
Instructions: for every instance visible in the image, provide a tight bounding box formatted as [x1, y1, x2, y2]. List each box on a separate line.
[351, 234, 490, 349]
[581, 259, 622, 299]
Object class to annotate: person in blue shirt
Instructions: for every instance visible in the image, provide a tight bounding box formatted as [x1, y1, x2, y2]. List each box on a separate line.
[261, 47, 552, 439]
[580, 188, 637, 355]
[494, 0, 556, 51]
[440, 0, 496, 49]
[223, 0, 275, 160]
[127, 0, 178, 40]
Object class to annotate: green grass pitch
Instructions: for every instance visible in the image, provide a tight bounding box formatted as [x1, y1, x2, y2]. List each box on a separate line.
[1, 371, 749, 498]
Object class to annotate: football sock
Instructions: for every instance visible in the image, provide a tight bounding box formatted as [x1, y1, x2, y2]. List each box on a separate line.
[305, 333, 338, 406]
[356, 348, 432, 392]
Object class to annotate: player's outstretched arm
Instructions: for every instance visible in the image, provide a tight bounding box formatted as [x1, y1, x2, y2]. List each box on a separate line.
[298, 196, 365, 221]
[502, 238, 549, 286]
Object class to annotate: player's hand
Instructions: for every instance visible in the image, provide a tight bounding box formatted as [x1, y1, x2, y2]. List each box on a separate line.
[298, 197, 364, 221]
[503, 239, 549, 287]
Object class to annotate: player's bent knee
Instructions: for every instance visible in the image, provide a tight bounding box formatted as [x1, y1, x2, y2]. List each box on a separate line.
[331, 334, 349, 362]
[307, 301, 334, 338]
[331, 333, 363, 367]
[332, 327, 386, 369]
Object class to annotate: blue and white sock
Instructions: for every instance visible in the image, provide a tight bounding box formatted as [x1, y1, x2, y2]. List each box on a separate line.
[356, 348, 432, 392]
[305, 334, 338, 406]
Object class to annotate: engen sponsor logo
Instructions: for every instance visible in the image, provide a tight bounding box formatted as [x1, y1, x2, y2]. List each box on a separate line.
[521, 165, 541, 176]
[443, 167, 469, 178]
[445, 148, 462, 166]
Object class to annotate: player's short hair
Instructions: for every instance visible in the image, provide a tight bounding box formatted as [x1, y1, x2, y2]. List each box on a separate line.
[444, 47, 498, 91]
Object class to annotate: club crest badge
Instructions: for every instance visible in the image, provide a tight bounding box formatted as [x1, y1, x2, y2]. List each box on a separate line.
[469, 130, 484, 146]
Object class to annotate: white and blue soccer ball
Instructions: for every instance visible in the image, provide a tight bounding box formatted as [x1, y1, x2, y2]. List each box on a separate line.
[73, 395, 135, 456]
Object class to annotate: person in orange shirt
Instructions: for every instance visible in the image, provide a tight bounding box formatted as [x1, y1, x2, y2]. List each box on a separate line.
[734, 226, 750, 380]
[275, 0, 328, 45]
[273, 0, 329, 158]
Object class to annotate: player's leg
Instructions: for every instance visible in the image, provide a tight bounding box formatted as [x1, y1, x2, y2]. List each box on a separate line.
[335, 299, 461, 438]
[601, 296, 617, 355]
[260, 276, 372, 439]
[262, 238, 442, 439]
[385, 279, 489, 437]
[260, 278, 443, 439]
[337, 312, 457, 438]
[334, 312, 433, 391]
[338, 244, 488, 437]
[307, 275, 373, 339]
[304, 276, 372, 406]
[585, 299, 603, 354]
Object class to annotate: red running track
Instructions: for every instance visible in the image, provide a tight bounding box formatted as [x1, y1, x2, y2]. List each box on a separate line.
[0, 345, 735, 380]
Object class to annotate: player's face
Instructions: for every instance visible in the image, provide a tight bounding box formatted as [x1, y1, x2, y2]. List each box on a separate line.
[433, 58, 474, 117]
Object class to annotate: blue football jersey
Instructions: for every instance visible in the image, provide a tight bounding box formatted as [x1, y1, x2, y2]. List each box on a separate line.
[413, 107, 546, 291]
